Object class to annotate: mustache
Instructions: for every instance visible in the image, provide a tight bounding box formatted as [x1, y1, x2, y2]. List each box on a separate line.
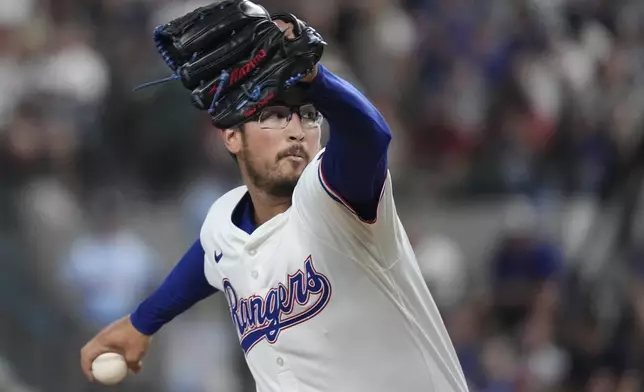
[276, 145, 309, 162]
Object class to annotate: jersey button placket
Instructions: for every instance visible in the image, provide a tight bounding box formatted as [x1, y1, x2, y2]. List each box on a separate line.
[246, 247, 259, 282]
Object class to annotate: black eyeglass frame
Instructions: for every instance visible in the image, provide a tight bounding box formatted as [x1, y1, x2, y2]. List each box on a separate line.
[253, 104, 324, 130]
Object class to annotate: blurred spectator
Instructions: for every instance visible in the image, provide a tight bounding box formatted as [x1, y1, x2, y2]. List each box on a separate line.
[59, 190, 157, 326]
[519, 313, 569, 391]
[0, 27, 27, 129]
[179, 176, 229, 237]
[33, 23, 108, 110]
[415, 233, 467, 311]
[446, 304, 486, 390]
[479, 336, 520, 392]
[0, 0, 35, 128]
[564, 310, 613, 392]
[488, 201, 564, 334]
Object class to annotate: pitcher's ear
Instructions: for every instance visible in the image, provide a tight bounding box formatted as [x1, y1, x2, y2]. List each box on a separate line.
[221, 126, 243, 157]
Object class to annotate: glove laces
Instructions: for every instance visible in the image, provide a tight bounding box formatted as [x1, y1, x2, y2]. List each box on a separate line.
[132, 52, 200, 92]
[207, 70, 230, 114]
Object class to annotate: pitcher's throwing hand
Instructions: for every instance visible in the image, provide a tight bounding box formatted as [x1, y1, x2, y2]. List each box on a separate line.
[80, 316, 149, 382]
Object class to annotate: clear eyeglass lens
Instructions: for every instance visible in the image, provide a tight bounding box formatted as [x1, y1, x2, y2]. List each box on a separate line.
[259, 106, 291, 129]
[299, 104, 322, 127]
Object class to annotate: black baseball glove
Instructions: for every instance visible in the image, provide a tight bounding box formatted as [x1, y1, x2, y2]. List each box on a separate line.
[143, 0, 326, 129]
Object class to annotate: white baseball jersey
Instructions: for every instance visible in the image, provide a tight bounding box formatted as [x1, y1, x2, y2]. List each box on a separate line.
[200, 148, 468, 392]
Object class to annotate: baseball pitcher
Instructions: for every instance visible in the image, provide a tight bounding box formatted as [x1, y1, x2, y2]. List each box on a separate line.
[80, 1, 469, 391]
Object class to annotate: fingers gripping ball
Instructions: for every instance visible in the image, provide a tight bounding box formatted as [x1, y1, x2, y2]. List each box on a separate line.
[91, 353, 128, 386]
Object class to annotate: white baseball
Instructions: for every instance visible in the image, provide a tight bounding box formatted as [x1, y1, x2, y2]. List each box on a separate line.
[91, 352, 128, 385]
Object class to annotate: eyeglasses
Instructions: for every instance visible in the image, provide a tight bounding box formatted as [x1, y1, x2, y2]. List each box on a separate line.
[257, 104, 323, 130]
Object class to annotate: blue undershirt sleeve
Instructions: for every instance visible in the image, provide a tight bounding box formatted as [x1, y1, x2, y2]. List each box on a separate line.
[308, 64, 392, 222]
[129, 238, 217, 335]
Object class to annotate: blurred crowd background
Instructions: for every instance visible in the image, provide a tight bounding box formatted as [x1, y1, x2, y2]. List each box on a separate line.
[1, 0, 644, 391]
